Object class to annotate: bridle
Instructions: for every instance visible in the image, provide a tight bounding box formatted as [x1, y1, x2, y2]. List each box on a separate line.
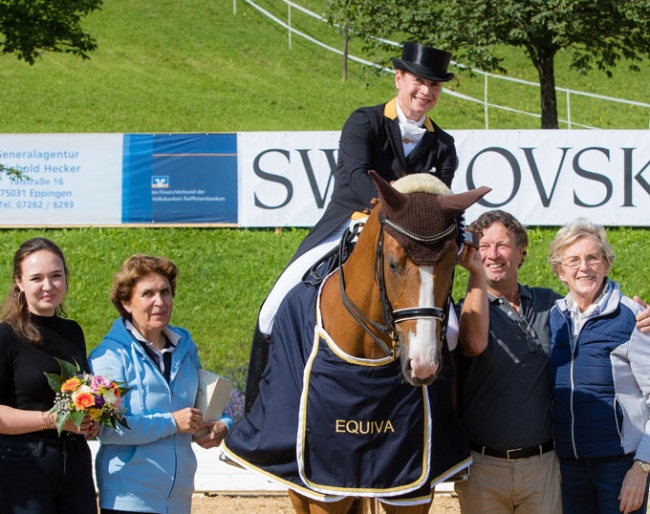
[338, 217, 456, 358]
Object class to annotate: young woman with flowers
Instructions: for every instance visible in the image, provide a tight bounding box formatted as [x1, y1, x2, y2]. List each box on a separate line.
[89, 254, 232, 514]
[0, 237, 99, 513]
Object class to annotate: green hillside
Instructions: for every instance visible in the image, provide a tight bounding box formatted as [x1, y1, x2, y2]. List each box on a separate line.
[1, 0, 648, 132]
[1, 0, 649, 380]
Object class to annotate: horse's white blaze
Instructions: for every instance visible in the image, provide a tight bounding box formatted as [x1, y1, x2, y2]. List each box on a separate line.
[409, 266, 439, 379]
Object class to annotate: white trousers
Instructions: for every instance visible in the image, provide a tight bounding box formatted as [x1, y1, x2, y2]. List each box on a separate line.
[258, 220, 351, 334]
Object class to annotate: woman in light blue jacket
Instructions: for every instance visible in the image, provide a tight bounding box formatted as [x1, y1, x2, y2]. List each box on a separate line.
[90, 255, 232, 514]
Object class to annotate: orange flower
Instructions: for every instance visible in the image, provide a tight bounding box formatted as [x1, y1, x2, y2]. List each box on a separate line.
[61, 377, 83, 392]
[73, 391, 95, 410]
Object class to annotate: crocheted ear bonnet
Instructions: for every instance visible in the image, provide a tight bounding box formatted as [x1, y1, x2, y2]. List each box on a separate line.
[375, 173, 458, 266]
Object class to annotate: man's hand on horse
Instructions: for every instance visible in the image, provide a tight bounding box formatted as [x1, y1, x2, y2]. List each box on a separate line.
[457, 233, 483, 276]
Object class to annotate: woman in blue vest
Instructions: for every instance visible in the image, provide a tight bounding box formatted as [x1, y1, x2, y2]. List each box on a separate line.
[548, 219, 650, 514]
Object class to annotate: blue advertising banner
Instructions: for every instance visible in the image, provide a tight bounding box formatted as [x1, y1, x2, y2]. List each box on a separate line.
[122, 133, 238, 224]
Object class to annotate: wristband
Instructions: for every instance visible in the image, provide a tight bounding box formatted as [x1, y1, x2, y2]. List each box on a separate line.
[41, 411, 56, 431]
[636, 460, 650, 473]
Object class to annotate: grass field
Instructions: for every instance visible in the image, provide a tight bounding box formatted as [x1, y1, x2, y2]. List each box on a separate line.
[1, 0, 649, 388]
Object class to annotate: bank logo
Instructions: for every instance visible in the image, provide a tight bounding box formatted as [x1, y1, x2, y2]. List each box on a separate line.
[152, 176, 169, 188]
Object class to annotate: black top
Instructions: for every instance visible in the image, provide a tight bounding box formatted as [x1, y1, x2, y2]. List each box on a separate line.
[0, 314, 89, 439]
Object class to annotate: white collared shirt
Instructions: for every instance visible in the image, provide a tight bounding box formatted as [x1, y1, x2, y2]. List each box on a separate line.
[125, 320, 180, 375]
[566, 279, 612, 337]
[396, 101, 427, 157]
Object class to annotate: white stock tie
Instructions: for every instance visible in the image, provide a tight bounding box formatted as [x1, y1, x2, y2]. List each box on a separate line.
[399, 119, 426, 157]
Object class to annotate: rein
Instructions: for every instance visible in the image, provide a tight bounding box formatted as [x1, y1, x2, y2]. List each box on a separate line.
[337, 218, 455, 358]
[338, 224, 395, 357]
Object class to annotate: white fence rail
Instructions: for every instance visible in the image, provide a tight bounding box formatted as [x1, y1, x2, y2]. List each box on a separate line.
[235, 0, 650, 130]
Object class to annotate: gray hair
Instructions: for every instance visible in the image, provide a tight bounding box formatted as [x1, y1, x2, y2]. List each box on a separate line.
[548, 218, 615, 276]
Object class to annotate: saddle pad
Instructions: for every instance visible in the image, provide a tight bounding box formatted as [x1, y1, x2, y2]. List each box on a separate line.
[297, 329, 431, 497]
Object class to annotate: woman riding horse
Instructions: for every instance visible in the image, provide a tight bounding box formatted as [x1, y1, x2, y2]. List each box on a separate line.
[224, 172, 490, 514]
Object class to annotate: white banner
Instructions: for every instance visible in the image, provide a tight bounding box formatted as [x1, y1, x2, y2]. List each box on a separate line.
[238, 131, 340, 227]
[238, 130, 650, 227]
[451, 130, 650, 226]
[0, 134, 123, 225]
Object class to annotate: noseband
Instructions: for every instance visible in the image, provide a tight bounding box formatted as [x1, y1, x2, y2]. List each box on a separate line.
[338, 218, 455, 358]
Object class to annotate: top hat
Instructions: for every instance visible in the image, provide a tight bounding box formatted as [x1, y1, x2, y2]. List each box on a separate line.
[392, 42, 454, 82]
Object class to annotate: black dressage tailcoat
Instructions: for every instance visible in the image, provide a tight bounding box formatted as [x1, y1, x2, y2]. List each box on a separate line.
[291, 97, 457, 261]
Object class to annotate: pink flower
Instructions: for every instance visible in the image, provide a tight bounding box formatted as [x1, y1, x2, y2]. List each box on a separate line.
[90, 375, 113, 392]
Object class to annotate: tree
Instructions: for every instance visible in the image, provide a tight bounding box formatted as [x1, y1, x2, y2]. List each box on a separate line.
[0, 0, 102, 65]
[326, 0, 650, 128]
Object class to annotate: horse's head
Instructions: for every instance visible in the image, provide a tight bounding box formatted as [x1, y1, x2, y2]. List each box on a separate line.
[370, 170, 489, 386]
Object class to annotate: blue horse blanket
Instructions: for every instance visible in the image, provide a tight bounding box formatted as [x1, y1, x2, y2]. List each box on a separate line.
[223, 278, 470, 504]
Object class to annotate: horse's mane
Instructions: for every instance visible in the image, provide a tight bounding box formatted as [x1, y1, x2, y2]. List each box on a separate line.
[391, 173, 452, 196]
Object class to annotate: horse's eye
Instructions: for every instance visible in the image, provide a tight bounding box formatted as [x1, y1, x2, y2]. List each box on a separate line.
[386, 257, 400, 274]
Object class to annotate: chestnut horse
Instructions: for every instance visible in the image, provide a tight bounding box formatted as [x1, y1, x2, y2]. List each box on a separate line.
[223, 171, 489, 514]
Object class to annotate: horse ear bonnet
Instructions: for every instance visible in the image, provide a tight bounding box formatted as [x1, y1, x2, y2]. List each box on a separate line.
[368, 171, 490, 266]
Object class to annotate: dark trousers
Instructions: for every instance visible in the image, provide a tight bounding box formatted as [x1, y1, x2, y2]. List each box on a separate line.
[560, 454, 649, 514]
[0, 435, 97, 514]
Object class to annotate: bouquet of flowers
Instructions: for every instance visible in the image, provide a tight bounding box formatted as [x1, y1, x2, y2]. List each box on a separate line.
[44, 357, 131, 435]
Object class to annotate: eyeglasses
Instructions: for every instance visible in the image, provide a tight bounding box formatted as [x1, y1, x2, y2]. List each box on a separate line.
[562, 253, 603, 269]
